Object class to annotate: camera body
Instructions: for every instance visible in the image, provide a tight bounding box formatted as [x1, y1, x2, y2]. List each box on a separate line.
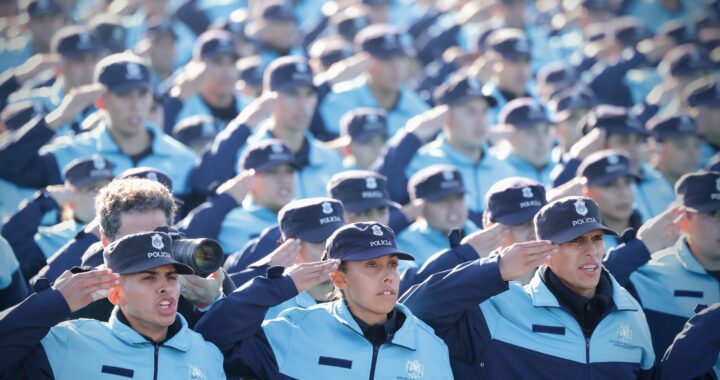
[155, 226, 225, 278]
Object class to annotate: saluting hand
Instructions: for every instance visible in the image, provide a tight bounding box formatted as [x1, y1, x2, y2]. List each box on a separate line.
[216, 169, 255, 204]
[14, 54, 61, 84]
[405, 106, 449, 141]
[54, 268, 120, 313]
[251, 238, 301, 268]
[286, 259, 340, 293]
[230, 93, 276, 128]
[461, 223, 509, 258]
[637, 205, 684, 255]
[498, 240, 559, 282]
[45, 84, 106, 131]
[569, 128, 606, 161]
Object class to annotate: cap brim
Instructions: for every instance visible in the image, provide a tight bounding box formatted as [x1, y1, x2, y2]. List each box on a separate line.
[448, 93, 498, 108]
[296, 222, 344, 243]
[62, 49, 101, 59]
[549, 223, 618, 244]
[116, 258, 195, 275]
[367, 47, 415, 60]
[421, 189, 465, 202]
[685, 201, 720, 213]
[351, 130, 388, 144]
[272, 81, 317, 93]
[587, 171, 641, 187]
[341, 246, 415, 261]
[111, 81, 152, 95]
[253, 160, 301, 172]
[494, 207, 542, 226]
[342, 198, 394, 213]
[602, 126, 650, 136]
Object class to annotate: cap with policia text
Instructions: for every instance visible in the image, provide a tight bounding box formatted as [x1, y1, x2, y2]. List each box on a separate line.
[51, 26, 101, 58]
[433, 74, 498, 107]
[487, 28, 531, 62]
[118, 167, 173, 190]
[193, 29, 238, 60]
[259, 0, 295, 22]
[484, 177, 547, 225]
[172, 115, 222, 147]
[94, 53, 152, 95]
[340, 108, 388, 143]
[534, 196, 617, 244]
[103, 231, 194, 275]
[27, 0, 62, 18]
[323, 222, 414, 261]
[328, 170, 394, 213]
[63, 156, 115, 187]
[582, 105, 649, 136]
[577, 150, 640, 186]
[675, 171, 720, 212]
[409, 165, 465, 201]
[239, 139, 299, 172]
[279, 198, 345, 243]
[498, 98, 551, 128]
[263, 56, 316, 92]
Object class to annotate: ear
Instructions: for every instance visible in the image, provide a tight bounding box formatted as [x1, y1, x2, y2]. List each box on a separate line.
[330, 270, 347, 290]
[107, 285, 125, 306]
[100, 232, 110, 247]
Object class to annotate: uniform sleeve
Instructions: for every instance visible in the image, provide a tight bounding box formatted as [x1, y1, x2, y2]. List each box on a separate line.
[400, 244, 481, 295]
[32, 230, 99, 284]
[373, 129, 424, 205]
[602, 235, 651, 287]
[0, 116, 62, 188]
[1, 191, 60, 280]
[550, 155, 581, 188]
[175, 192, 239, 240]
[660, 303, 720, 380]
[194, 274, 298, 378]
[0, 71, 21, 112]
[190, 122, 252, 195]
[0, 287, 71, 379]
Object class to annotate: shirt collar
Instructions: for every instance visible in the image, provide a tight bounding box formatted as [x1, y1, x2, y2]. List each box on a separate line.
[110, 307, 190, 351]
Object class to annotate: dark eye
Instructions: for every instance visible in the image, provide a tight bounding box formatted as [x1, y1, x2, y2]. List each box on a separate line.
[366, 261, 377, 268]
[389, 261, 399, 268]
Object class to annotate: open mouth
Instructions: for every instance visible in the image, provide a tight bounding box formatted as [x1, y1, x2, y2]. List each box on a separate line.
[579, 264, 599, 274]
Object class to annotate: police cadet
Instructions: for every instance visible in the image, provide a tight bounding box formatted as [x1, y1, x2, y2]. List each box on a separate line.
[377, 73, 513, 226]
[401, 196, 656, 379]
[172, 115, 222, 154]
[196, 222, 454, 379]
[0, 231, 226, 379]
[192, 55, 344, 198]
[495, 97, 557, 187]
[660, 303, 720, 380]
[319, 23, 430, 137]
[396, 165, 479, 272]
[336, 108, 389, 170]
[2, 156, 114, 280]
[682, 76, 720, 168]
[624, 171, 720, 371]
[578, 150, 643, 251]
[0, 0, 65, 72]
[0, 52, 198, 196]
[167, 30, 244, 131]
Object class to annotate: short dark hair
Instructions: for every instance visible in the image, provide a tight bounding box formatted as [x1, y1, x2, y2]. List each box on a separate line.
[96, 178, 175, 241]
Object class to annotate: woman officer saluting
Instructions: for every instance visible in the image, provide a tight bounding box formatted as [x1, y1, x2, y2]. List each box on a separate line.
[195, 222, 453, 379]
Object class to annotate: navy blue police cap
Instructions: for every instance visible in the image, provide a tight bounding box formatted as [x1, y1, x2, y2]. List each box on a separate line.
[660, 44, 714, 77]
[118, 167, 173, 190]
[707, 155, 720, 172]
[103, 231, 194, 275]
[433, 74, 497, 107]
[193, 30, 237, 60]
[89, 14, 127, 53]
[239, 139, 299, 172]
[318, 45, 354, 68]
[63, 156, 115, 187]
[236, 55, 264, 87]
[278, 198, 345, 243]
[94, 53, 152, 95]
[537, 62, 577, 89]
[408, 164, 465, 201]
[27, 0, 62, 18]
[498, 98, 551, 128]
[263, 56, 315, 92]
[577, 149, 640, 186]
[549, 87, 596, 121]
[323, 222, 414, 261]
[335, 9, 371, 42]
[51, 26, 101, 58]
[684, 76, 720, 107]
[327, 170, 394, 213]
[611, 16, 652, 47]
[340, 108, 388, 143]
[488, 28, 531, 62]
[534, 196, 617, 244]
[675, 171, 720, 212]
[146, 18, 178, 40]
[259, 0, 295, 22]
[172, 115, 221, 147]
[582, 105, 649, 136]
[485, 177, 547, 225]
[658, 20, 698, 45]
[647, 113, 699, 141]
[355, 24, 414, 60]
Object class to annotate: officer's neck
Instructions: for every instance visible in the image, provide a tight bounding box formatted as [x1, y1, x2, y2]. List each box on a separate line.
[367, 76, 400, 110]
[270, 123, 305, 152]
[445, 134, 484, 163]
[106, 119, 152, 156]
[117, 308, 171, 343]
[686, 236, 720, 271]
[600, 214, 629, 237]
[200, 88, 234, 108]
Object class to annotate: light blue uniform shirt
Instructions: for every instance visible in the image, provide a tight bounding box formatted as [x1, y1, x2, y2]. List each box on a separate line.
[407, 136, 516, 215]
[239, 122, 345, 198]
[35, 219, 84, 259]
[495, 150, 556, 188]
[262, 301, 453, 379]
[0, 179, 37, 229]
[396, 219, 479, 273]
[40, 121, 197, 195]
[265, 291, 317, 320]
[0, 35, 33, 73]
[41, 311, 226, 379]
[218, 198, 277, 254]
[196, 0, 247, 23]
[319, 76, 430, 137]
[173, 94, 244, 129]
[633, 164, 676, 222]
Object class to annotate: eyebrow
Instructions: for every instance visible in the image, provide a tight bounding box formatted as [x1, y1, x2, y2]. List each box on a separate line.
[139, 270, 179, 275]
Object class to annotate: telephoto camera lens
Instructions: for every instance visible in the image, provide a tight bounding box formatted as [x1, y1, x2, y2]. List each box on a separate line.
[172, 238, 225, 278]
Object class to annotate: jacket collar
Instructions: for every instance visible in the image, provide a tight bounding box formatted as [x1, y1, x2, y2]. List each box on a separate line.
[95, 120, 167, 157]
[109, 307, 191, 352]
[329, 300, 418, 351]
[675, 237, 709, 275]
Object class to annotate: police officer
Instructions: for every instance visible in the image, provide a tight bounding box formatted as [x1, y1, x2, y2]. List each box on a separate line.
[336, 108, 388, 169]
[1, 156, 114, 280]
[249, 0, 305, 64]
[319, 24, 430, 137]
[0, 231, 226, 379]
[682, 76, 720, 168]
[495, 97, 557, 186]
[0, 0, 65, 72]
[401, 196, 655, 378]
[377, 74, 513, 226]
[396, 165, 479, 271]
[0, 52, 198, 196]
[578, 150, 643, 251]
[196, 222, 454, 379]
[172, 115, 222, 154]
[625, 171, 720, 370]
